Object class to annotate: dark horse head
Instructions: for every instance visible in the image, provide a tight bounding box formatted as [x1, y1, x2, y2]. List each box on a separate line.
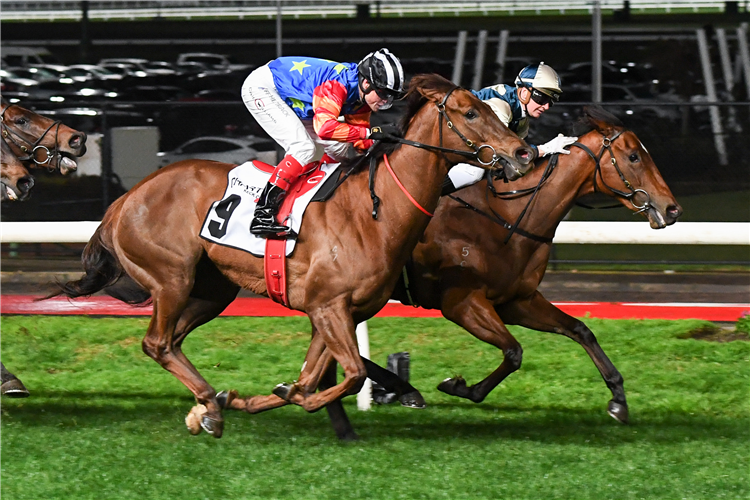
[571, 106, 682, 228]
[1, 137, 34, 201]
[0, 100, 87, 175]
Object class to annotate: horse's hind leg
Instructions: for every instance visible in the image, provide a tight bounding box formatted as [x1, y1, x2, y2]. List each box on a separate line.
[498, 291, 628, 424]
[1, 362, 30, 398]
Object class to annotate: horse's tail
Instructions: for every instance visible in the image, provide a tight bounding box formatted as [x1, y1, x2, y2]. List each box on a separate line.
[46, 217, 152, 306]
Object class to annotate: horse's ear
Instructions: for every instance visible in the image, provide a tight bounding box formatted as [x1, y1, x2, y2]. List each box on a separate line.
[410, 74, 453, 104]
[583, 106, 620, 137]
[416, 85, 446, 104]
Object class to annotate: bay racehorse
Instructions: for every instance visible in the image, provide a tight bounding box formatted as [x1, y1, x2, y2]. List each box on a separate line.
[270, 106, 682, 439]
[1, 101, 87, 174]
[50, 74, 534, 438]
[1, 103, 88, 397]
[1, 124, 34, 396]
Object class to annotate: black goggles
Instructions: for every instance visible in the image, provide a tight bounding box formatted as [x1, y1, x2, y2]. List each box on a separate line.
[373, 87, 401, 101]
[530, 88, 558, 106]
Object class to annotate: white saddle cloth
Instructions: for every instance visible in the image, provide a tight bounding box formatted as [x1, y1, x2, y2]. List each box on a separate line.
[200, 160, 339, 257]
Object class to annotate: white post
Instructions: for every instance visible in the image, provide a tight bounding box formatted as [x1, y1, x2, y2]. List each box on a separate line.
[696, 28, 728, 165]
[452, 30, 468, 85]
[495, 29, 509, 82]
[471, 30, 488, 90]
[737, 24, 750, 103]
[355, 322, 371, 411]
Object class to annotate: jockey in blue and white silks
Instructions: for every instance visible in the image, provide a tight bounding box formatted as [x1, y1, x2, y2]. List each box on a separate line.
[241, 48, 406, 237]
[444, 62, 579, 194]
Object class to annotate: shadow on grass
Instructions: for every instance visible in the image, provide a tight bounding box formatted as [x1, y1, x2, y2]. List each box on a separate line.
[3, 392, 747, 445]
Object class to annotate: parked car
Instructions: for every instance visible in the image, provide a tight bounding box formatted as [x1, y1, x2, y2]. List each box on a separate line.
[157, 135, 277, 167]
[69, 64, 125, 81]
[98, 60, 150, 78]
[0, 68, 41, 90]
[176, 52, 251, 73]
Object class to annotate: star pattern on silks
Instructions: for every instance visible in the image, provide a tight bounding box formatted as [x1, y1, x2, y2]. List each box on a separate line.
[289, 60, 311, 74]
[333, 63, 347, 74]
[288, 98, 306, 110]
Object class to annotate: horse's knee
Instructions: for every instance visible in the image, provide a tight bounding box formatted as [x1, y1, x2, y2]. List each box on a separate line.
[504, 344, 523, 371]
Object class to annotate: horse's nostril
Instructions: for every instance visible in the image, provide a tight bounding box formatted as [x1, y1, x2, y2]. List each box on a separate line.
[69, 133, 86, 148]
[19, 176, 34, 193]
[666, 205, 682, 218]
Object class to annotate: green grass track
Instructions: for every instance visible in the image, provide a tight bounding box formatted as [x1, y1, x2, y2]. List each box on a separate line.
[1, 316, 748, 499]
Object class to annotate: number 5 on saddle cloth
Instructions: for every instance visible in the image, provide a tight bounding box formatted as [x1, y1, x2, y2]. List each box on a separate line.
[200, 158, 342, 306]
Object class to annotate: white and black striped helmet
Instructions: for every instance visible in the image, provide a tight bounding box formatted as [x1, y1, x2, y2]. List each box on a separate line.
[358, 48, 406, 108]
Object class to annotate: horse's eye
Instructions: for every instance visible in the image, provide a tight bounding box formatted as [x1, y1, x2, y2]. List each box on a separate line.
[14, 117, 27, 126]
[465, 109, 478, 120]
[629, 153, 639, 163]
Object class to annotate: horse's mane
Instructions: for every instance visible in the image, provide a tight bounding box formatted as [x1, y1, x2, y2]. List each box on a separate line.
[340, 73, 457, 172]
[569, 105, 623, 136]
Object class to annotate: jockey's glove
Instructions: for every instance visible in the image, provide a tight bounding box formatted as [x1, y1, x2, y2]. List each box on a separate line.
[369, 124, 402, 141]
[537, 134, 578, 156]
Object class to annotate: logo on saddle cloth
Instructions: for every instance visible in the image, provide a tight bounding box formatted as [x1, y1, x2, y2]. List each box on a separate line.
[199, 159, 339, 258]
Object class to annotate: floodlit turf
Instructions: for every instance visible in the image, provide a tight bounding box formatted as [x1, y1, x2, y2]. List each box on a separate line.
[1, 315, 748, 500]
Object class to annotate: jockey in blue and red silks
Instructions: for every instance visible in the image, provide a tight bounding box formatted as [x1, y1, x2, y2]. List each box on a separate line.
[241, 48, 406, 237]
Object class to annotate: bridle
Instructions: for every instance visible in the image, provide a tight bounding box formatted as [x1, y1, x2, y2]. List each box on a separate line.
[450, 128, 653, 242]
[0, 103, 65, 171]
[572, 130, 652, 215]
[377, 86, 506, 168]
[368, 86, 509, 219]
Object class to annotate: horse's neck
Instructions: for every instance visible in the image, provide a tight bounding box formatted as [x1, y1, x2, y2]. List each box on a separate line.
[487, 144, 598, 236]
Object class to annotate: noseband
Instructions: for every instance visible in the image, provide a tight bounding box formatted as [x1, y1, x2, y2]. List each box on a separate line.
[0, 103, 64, 171]
[572, 130, 652, 214]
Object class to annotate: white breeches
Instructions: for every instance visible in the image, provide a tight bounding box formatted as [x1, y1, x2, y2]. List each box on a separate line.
[241, 64, 356, 165]
[447, 163, 486, 190]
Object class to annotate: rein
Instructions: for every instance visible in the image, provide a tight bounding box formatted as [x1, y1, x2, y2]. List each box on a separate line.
[368, 86, 501, 219]
[0, 103, 63, 170]
[451, 129, 651, 243]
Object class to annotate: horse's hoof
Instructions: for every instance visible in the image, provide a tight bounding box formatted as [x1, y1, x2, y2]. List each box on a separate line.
[1, 378, 30, 398]
[437, 376, 467, 397]
[272, 382, 294, 401]
[399, 391, 426, 409]
[185, 404, 207, 435]
[200, 414, 224, 438]
[607, 401, 629, 424]
[338, 430, 359, 442]
[216, 390, 237, 409]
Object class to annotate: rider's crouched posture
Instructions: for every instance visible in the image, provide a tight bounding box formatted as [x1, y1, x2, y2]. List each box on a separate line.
[444, 62, 578, 194]
[241, 48, 406, 237]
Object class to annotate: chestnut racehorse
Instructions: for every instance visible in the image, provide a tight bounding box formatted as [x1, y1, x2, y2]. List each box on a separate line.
[0, 101, 87, 174]
[285, 106, 682, 439]
[51, 74, 534, 438]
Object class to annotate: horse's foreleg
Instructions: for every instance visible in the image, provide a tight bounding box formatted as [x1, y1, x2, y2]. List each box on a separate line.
[438, 289, 522, 403]
[230, 327, 333, 415]
[498, 291, 628, 424]
[142, 294, 225, 437]
[1, 362, 30, 398]
[276, 302, 366, 413]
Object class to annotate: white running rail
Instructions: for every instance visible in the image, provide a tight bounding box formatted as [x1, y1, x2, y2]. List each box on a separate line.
[2, 221, 748, 245]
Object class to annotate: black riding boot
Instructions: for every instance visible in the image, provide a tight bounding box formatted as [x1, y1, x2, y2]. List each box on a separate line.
[250, 183, 294, 237]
